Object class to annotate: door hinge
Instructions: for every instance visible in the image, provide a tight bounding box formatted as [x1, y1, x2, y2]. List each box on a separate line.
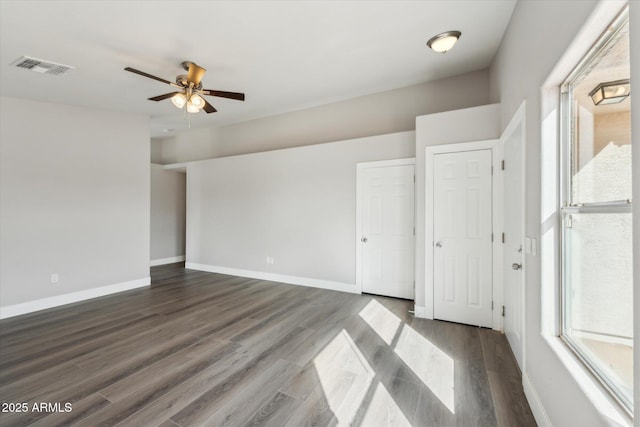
[491, 233, 494, 242]
[491, 166, 494, 175]
[491, 301, 494, 310]
[501, 305, 505, 317]
[501, 232, 505, 243]
[413, 226, 416, 236]
[414, 175, 416, 183]
[501, 160, 505, 170]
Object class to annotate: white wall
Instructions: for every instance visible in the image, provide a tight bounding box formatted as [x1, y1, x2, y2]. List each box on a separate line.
[0, 96, 150, 313]
[186, 131, 414, 291]
[489, 0, 637, 425]
[157, 69, 491, 163]
[414, 104, 501, 313]
[150, 164, 186, 263]
[631, 1, 640, 421]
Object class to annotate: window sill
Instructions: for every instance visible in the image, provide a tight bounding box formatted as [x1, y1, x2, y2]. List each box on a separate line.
[542, 334, 632, 427]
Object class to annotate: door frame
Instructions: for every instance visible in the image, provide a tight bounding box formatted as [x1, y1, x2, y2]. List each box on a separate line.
[499, 100, 527, 368]
[356, 157, 416, 295]
[425, 140, 501, 330]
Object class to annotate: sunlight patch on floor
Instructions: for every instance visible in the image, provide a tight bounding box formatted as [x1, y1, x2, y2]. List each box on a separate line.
[394, 324, 455, 413]
[358, 299, 402, 345]
[360, 381, 412, 427]
[357, 299, 455, 414]
[313, 329, 375, 425]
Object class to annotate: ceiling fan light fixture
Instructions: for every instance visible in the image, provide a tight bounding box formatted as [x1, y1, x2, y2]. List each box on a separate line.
[190, 94, 205, 108]
[427, 30, 462, 53]
[171, 93, 187, 108]
[186, 102, 201, 114]
[185, 94, 205, 113]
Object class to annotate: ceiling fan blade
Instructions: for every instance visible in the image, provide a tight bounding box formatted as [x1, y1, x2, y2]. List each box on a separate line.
[202, 90, 245, 101]
[148, 92, 181, 101]
[124, 67, 174, 86]
[187, 63, 207, 85]
[202, 99, 217, 114]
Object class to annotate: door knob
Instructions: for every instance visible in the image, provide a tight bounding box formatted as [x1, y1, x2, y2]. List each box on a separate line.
[435, 241, 442, 248]
[512, 263, 522, 270]
[361, 237, 368, 243]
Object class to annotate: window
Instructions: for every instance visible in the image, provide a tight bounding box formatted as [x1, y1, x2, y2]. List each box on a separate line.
[560, 9, 632, 411]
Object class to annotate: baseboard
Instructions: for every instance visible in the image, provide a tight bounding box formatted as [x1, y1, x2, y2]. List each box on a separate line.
[150, 255, 186, 266]
[185, 262, 360, 295]
[523, 372, 553, 427]
[0, 277, 151, 320]
[413, 305, 427, 318]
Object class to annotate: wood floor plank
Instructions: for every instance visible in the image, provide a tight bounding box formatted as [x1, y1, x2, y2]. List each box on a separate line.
[169, 326, 314, 426]
[0, 360, 89, 403]
[114, 349, 253, 426]
[29, 393, 111, 427]
[244, 391, 301, 427]
[72, 316, 210, 372]
[1, 333, 203, 426]
[283, 381, 339, 427]
[73, 340, 242, 426]
[0, 314, 164, 386]
[99, 338, 238, 402]
[279, 360, 323, 401]
[0, 263, 537, 427]
[198, 358, 300, 427]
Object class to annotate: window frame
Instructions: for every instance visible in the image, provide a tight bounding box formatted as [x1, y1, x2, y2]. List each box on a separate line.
[558, 7, 632, 414]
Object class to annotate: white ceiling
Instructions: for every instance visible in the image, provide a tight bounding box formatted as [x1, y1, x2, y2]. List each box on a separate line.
[0, 1, 516, 137]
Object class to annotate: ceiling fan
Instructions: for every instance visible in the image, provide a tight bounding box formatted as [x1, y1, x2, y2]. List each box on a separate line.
[124, 61, 245, 114]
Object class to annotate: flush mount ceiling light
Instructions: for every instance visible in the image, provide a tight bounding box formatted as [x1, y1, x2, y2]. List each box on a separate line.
[427, 30, 462, 53]
[589, 79, 630, 105]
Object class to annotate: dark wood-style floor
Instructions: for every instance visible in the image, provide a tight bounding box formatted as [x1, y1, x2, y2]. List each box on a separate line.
[0, 263, 536, 426]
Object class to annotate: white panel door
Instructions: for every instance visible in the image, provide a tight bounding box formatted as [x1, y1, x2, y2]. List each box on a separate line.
[503, 125, 524, 370]
[360, 164, 415, 299]
[433, 150, 492, 327]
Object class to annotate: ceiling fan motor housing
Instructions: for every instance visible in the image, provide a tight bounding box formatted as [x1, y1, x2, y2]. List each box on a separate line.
[176, 75, 202, 90]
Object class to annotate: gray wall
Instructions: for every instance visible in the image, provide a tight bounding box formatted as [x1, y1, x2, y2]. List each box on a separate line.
[150, 138, 164, 164]
[489, 0, 638, 425]
[414, 104, 501, 312]
[161, 127, 223, 164]
[150, 164, 186, 262]
[186, 131, 414, 288]
[0, 96, 150, 307]
[158, 69, 491, 163]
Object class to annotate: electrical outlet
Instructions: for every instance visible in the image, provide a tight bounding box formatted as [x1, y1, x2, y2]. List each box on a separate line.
[266, 256, 274, 264]
[51, 273, 59, 284]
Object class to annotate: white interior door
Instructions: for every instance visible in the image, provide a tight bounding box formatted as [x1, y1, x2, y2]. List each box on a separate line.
[502, 123, 525, 370]
[359, 162, 415, 300]
[433, 150, 493, 328]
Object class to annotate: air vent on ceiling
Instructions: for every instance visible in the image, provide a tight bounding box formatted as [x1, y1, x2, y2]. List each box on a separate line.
[11, 56, 75, 75]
